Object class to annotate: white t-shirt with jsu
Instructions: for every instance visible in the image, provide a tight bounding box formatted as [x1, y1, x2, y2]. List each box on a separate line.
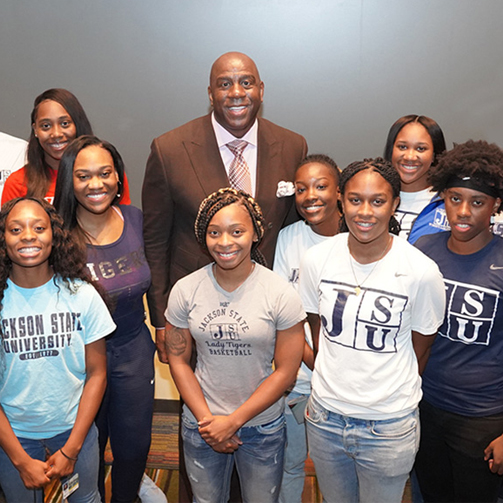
[299, 233, 445, 420]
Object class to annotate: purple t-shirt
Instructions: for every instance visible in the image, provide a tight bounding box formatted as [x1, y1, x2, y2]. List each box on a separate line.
[85, 205, 151, 343]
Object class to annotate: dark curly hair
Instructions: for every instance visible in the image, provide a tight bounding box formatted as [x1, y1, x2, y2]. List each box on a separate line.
[430, 140, 503, 212]
[194, 187, 267, 266]
[339, 157, 401, 235]
[0, 197, 94, 327]
[383, 114, 446, 168]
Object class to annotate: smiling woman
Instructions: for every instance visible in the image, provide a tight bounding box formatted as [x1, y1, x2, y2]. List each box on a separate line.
[72, 145, 120, 217]
[165, 187, 305, 503]
[1, 88, 131, 206]
[54, 136, 156, 502]
[293, 154, 341, 237]
[383, 115, 446, 242]
[0, 197, 115, 503]
[299, 157, 446, 503]
[5, 199, 54, 284]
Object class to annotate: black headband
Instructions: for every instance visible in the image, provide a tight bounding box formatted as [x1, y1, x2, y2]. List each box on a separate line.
[444, 175, 500, 199]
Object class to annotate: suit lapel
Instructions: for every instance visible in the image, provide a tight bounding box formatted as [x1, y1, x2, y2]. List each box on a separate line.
[256, 118, 282, 220]
[183, 115, 229, 197]
[184, 116, 286, 216]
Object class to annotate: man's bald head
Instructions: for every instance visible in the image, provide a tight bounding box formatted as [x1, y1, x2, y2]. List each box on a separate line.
[209, 52, 261, 84]
[208, 52, 264, 138]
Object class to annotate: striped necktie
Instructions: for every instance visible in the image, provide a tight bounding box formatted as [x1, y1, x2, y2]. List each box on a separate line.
[226, 140, 252, 195]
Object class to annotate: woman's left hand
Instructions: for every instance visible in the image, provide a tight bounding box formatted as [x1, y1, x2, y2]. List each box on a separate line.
[198, 415, 239, 445]
[211, 434, 242, 453]
[45, 449, 76, 479]
[484, 434, 503, 475]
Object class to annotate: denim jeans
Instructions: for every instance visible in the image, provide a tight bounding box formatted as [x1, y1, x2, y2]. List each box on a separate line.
[279, 391, 309, 503]
[0, 424, 100, 503]
[305, 396, 419, 503]
[182, 413, 286, 503]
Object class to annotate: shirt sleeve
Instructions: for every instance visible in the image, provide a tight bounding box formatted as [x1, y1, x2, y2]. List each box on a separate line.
[119, 172, 132, 205]
[274, 280, 306, 331]
[165, 279, 190, 329]
[272, 228, 290, 281]
[142, 138, 174, 328]
[1, 168, 27, 205]
[410, 259, 446, 335]
[299, 247, 320, 314]
[81, 284, 117, 344]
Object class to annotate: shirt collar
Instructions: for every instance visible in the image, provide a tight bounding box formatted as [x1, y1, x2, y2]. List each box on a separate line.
[211, 112, 258, 148]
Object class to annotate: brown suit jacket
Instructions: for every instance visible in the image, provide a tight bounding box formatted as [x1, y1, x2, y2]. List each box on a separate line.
[142, 114, 307, 326]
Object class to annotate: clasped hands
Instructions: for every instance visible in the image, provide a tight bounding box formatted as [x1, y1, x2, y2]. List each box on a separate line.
[18, 449, 76, 490]
[198, 415, 243, 454]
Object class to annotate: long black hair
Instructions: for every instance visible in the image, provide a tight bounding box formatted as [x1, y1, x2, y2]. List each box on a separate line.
[27, 88, 93, 199]
[383, 114, 446, 167]
[53, 135, 125, 249]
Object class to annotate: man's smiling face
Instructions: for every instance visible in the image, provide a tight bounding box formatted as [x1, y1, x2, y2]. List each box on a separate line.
[208, 52, 264, 138]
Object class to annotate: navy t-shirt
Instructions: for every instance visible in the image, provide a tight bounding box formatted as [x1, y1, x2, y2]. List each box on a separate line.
[415, 232, 503, 416]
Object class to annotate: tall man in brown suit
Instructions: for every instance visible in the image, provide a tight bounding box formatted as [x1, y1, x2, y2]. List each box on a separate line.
[142, 52, 307, 500]
[143, 51, 307, 358]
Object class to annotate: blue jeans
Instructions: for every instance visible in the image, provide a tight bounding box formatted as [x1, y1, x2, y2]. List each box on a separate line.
[279, 391, 309, 503]
[0, 424, 100, 503]
[182, 413, 286, 503]
[305, 396, 419, 503]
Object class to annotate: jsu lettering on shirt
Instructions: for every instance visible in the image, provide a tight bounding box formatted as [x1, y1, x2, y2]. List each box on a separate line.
[319, 281, 408, 353]
[442, 280, 499, 346]
[198, 308, 249, 333]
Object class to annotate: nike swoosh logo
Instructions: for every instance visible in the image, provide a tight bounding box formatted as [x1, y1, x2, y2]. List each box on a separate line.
[490, 264, 503, 270]
[395, 272, 407, 277]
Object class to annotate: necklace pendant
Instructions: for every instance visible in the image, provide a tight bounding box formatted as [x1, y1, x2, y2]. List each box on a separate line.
[355, 286, 361, 296]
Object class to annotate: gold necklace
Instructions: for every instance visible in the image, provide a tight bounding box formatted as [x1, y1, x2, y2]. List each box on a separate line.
[348, 236, 392, 296]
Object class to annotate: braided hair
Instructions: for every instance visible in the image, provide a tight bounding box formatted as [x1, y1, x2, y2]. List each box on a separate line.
[194, 188, 267, 266]
[339, 157, 401, 235]
[296, 154, 340, 177]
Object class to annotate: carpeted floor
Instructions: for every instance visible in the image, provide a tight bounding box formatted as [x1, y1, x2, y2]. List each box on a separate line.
[45, 411, 180, 503]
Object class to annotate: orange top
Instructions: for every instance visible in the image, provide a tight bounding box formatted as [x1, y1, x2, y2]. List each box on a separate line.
[1, 166, 131, 206]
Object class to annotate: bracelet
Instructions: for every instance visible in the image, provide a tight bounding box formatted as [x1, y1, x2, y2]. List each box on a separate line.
[59, 448, 78, 462]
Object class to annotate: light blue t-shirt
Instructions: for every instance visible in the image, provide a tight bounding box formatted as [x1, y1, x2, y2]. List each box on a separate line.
[0, 276, 116, 439]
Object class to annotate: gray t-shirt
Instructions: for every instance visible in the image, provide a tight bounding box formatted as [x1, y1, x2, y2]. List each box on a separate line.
[166, 263, 306, 427]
